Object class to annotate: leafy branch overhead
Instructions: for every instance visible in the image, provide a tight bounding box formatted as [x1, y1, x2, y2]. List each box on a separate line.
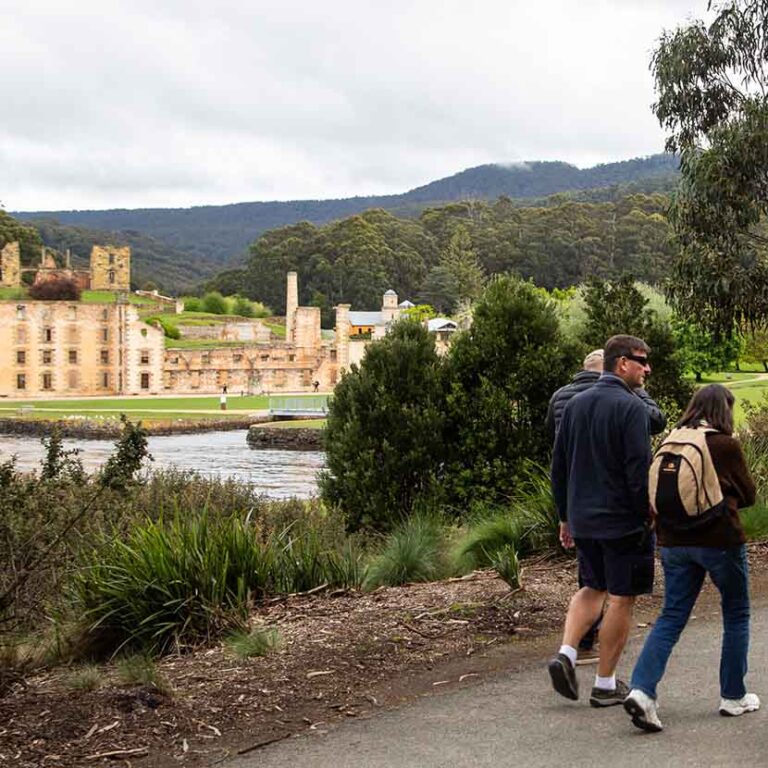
[652, 0, 768, 334]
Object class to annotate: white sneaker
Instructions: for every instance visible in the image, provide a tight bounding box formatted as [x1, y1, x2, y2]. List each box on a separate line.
[624, 688, 663, 732]
[719, 693, 760, 717]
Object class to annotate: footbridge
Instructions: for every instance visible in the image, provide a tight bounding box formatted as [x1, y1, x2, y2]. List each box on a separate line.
[268, 395, 329, 418]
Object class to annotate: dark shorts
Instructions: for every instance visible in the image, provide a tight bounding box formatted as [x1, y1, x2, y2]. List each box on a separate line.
[573, 529, 655, 597]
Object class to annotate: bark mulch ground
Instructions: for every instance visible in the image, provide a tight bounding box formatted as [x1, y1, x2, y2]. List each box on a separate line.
[3, 543, 768, 768]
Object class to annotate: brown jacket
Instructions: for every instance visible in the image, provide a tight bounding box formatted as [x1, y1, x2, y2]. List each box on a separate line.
[656, 432, 756, 548]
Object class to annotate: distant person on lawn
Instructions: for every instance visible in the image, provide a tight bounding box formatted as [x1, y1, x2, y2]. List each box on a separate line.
[546, 348, 666, 655]
[624, 384, 758, 733]
[549, 335, 655, 708]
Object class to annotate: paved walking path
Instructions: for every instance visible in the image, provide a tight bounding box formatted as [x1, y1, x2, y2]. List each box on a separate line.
[229, 595, 768, 767]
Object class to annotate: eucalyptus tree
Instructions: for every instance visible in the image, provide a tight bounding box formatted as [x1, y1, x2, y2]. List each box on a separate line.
[652, 0, 768, 334]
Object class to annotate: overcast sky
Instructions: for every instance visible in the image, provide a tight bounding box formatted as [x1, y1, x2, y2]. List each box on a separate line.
[2, 0, 703, 211]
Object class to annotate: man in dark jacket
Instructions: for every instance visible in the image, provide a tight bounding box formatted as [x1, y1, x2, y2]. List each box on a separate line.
[548, 335, 655, 709]
[546, 348, 667, 654]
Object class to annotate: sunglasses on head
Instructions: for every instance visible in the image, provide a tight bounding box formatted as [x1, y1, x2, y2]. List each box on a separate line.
[623, 353, 649, 365]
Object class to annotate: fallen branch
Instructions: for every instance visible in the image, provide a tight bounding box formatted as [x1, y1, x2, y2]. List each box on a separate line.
[85, 747, 148, 760]
[236, 731, 291, 755]
[399, 620, 443, 639]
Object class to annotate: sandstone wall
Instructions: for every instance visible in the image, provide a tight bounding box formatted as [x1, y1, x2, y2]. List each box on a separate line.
[0, 300, 162, 397]
[90, 245, 130, 291]
[0, 242, 21, 288]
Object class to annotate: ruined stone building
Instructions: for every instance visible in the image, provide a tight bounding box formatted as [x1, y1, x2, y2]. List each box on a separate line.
[0, 244, 453, 398]
[0, 242, 130, 291]
[165, 272, 340, 394]
[0, 300, 165, 397]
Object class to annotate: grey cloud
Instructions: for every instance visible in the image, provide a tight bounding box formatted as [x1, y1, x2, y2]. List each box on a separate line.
[2, 0, 700, 209]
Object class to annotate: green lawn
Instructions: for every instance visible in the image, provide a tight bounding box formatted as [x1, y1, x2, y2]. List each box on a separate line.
[1, 395, 271, 411]
[268, 419, 327, 429]
[692, 370, 768, 425]
[0, 288, 158, 305]
[263, 322, 286, 338]
[165, 339, 267, 349]
[697, 371, 766, 384]
[0, 286, 27, 299]
[80, 291, 157, 305]
[164, 311, 270, 325]
[5, 410, 252, 422]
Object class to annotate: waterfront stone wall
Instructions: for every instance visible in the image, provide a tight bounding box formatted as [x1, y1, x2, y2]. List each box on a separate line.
[246, 424, 324, 450]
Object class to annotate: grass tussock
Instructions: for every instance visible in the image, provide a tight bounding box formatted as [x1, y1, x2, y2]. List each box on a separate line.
[363, 514, 451, 590]
[116, 654, 172, 694]
[69, 510, 365, 656]
[66, 665, 102, 692]
[490, 545, 522, 589]
[225, 627, 281, 658]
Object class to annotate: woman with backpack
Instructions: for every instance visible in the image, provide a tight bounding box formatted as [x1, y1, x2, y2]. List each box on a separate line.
[624, 383, 758, 732]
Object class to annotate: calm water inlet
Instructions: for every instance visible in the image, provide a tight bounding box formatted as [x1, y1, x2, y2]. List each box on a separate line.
[0, 430, 324, 499]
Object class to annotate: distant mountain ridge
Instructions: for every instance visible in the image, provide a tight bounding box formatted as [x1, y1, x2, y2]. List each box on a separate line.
[14, 153, 679, 272]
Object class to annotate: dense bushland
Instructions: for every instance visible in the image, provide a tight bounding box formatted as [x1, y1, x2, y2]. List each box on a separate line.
[208, 193, 677, 326]
[322, 275, 580, 530]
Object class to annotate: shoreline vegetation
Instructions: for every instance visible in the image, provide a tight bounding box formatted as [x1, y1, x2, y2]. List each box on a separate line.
[0, 415, 325, 444]
[0, 394, 328, 442]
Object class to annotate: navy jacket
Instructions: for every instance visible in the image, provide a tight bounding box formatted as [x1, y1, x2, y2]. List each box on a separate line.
[551, 373, 651, 539]
[546, 371, 666, 440]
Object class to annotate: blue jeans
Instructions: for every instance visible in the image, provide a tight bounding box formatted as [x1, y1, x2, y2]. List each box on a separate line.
[630, 545, 750, 700]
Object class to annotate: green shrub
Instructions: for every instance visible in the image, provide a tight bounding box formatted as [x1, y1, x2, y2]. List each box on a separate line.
[508, 462, 561, 552]
[491, 545, 521, 589]
[741, 499, 768, 542]
[320, 320, 447, 533]
[251, 301, 271, 318]
[133, 468, 263, 521]
[363, 514, 450, 590]
[182, 296, 202, 312]
[442, 276, 581, 508]
[146, 315, 180, 339]
[581, 276, 693, 410]
[225, 627, 281, 658]
[232, 296, 254, 318]
[740, 401, 768, 498]
[453, 464, 560, 571]
[202, 291, 228, 314]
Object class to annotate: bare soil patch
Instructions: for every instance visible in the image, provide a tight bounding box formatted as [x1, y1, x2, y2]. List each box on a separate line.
[3, 543, 768, 768]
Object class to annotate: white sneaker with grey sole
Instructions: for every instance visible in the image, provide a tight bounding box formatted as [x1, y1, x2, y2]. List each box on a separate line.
[624, 688, 663, 732]
[719, 693, 760, 717]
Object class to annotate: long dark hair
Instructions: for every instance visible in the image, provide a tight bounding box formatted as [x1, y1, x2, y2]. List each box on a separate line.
[676, 383, 736, 435]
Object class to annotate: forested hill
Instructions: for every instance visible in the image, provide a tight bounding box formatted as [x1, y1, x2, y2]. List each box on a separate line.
[13, 154, 678, 266]
[206, 193, 676, 327]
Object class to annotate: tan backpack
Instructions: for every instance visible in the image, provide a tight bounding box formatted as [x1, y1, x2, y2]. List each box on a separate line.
[649, 426, 726, 530]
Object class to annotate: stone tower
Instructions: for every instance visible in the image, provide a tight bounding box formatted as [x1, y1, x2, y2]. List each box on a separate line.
[285, 271, 298, 343]
[90, 245, 130, 291]
[0, 242, 21, 288]
[335, 304, 351, 371]
[381, 289, 399, 324]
